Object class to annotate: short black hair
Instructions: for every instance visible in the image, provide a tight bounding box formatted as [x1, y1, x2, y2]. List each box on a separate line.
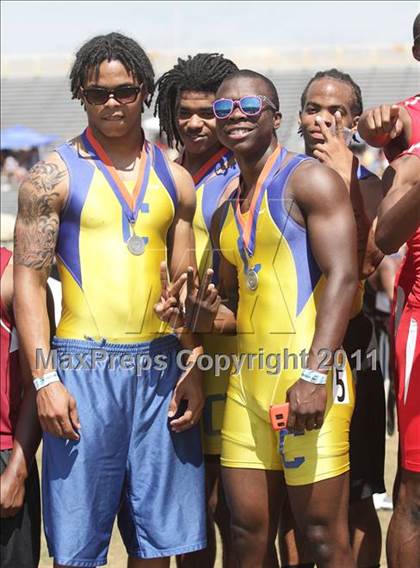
[219, 69, 280, 112]
[154, 53, 238, 149]
[70, 32, 155, 107]
[414, 12, 420, 44]
[300, 68, 363, 117]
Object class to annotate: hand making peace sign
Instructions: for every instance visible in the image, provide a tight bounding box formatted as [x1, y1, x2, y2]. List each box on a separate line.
[184, 267, 222, 333]
[154, 261, 188, 330]
[154, 262, 221, 333]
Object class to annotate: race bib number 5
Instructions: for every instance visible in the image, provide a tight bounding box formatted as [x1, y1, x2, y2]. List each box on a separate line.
[333, 367, 350, 404]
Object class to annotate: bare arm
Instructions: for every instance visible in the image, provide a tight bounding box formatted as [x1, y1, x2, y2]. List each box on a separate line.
[13, 156, 65, 375]
[312, 113, 383, 278]
[359, 174, 384, 222]
[13, 156, 80, 441]
[166, 162, 197, 283]
[285, 162, 358, 432]
[369, 255, 399, 302]
[165, 161, 205, 432]
[294, 162, 358, 370]
[9, 284, 55, 471]
[376, 154, 420, 254]
[155, 180, 237, 336]
[0, 262, 54, 517]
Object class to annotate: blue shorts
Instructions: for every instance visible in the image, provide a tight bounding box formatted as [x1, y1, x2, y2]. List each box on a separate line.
[42, 335, 206, 567]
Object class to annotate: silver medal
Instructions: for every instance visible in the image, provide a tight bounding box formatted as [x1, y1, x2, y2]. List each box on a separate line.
[127, 234, 146, 256]
[246, 269, 259, 291]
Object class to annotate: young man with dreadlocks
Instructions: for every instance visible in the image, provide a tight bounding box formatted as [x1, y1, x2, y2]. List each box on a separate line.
[13, 32, 207, 567]
[155, 52, 239, 568]
[278, 69, 386, 568]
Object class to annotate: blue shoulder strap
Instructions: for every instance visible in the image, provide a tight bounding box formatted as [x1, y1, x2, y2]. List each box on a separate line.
[152, 144, 178, 208]
[54, 142, 94, 289]
[357, 163, 374, 180]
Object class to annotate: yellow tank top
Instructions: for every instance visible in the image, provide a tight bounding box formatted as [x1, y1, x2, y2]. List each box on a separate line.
[219, 150, 327, 415]
[55, 133, 178, 343]
[191, 149, 239, 279]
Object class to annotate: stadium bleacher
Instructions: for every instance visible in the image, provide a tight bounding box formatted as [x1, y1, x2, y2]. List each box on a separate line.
[1, 66, 418, 149]
[1, 49, 419, 230]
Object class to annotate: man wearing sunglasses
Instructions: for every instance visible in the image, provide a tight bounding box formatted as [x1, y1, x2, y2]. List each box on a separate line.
[186, 69, 359, 567]
[155, 52, 239, 568]
[13, 32, 207, 568]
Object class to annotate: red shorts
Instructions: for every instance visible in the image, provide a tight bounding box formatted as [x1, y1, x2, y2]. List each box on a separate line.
[395, 304, 420, 472]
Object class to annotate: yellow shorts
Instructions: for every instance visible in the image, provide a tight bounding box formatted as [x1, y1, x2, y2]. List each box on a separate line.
[221, 365, 355, 486]
[200, 334, 237, 455]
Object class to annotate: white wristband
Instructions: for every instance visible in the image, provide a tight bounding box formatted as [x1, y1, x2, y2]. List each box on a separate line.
[33, 371, 61, 391]
[301, 368, 328, 385]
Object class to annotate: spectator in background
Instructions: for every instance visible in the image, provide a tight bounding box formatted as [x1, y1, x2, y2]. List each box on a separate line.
[1, 152, 27, 187]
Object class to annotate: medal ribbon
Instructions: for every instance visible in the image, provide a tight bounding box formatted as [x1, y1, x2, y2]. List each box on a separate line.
[233, 145, 286, 259]
[82, 127, 151, 225]
[192, 147, 231, 186]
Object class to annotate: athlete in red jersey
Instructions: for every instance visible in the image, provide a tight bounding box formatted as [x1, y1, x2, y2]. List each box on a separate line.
[358, 15, 420, 568]
[358, 13, 420, 163]
[1, 250, 21, 452]
[376, 143, 420, 568]
[0, 247, 42, 568]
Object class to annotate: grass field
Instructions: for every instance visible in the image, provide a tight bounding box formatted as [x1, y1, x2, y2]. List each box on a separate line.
[37, 432, 398, 567]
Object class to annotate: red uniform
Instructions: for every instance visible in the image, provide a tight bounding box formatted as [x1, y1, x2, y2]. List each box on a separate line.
[385, 95, 420, 162]
[0, 247, 22, 450]
[393, 142, 420, 472]
[0, 247, 41, 568]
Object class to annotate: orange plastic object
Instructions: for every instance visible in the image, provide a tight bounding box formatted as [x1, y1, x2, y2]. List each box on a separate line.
[269, 403, 290, 431]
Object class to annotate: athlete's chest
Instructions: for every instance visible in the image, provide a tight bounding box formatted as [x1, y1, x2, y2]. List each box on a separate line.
[221, 194, 284, 260]
[82, 169, 174, 230]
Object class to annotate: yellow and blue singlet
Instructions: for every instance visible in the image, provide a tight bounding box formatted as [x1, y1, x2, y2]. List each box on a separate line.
[191, 148, 240, 455]
[55, 129, 178, 344]
[219, 146, 355, 485]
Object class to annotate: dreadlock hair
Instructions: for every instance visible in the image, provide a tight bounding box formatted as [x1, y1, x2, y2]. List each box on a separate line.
[70, 32, 155, 107]
[300, 68, 363, 117]
[154, 53, 238, 149]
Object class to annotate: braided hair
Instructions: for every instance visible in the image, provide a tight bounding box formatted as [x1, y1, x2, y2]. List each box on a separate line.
[70, 32, 155, 107]
[300, 68, 363, 117]
[154, 53, 238, 148]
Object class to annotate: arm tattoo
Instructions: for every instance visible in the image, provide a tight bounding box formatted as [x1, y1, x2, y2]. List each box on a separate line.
[28, 161, 66, 194]
[14, 161, 66, 271]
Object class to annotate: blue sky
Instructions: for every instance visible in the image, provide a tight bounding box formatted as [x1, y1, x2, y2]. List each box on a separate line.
[2, 1, 418, 55]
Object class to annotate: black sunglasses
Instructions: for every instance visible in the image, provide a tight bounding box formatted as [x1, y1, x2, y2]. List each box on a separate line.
[81, 85, 141, 105]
